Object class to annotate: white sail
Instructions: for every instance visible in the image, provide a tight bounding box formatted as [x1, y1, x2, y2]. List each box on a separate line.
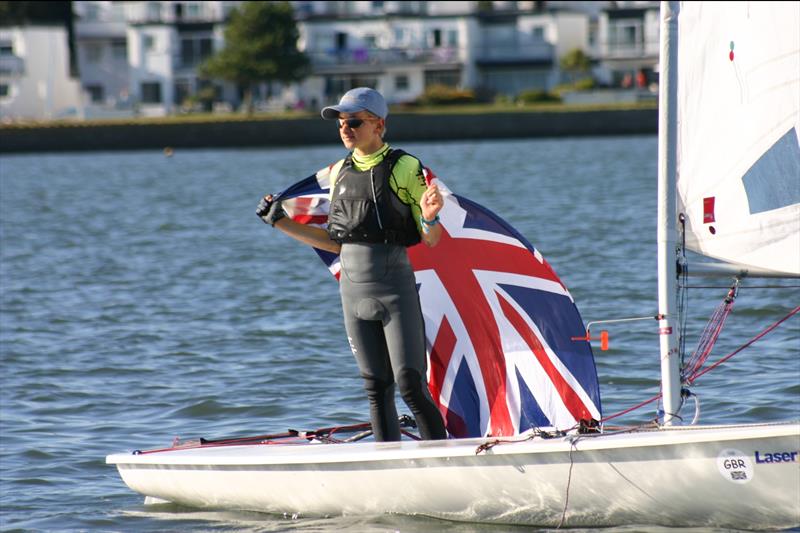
[676, 1, 800, 276]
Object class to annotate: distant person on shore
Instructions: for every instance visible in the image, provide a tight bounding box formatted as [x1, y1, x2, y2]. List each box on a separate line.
[636, 69, 647, 89]
[621, 73, 633, 89]
[256, 88, 448, 441]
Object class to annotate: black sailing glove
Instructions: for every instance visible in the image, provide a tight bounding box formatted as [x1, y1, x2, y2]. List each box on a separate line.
[256, 195, 287, 226]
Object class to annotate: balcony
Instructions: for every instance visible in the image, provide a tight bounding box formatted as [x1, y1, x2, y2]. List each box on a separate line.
[75, 20, 128, 39]
[126, 3, 225, 25]
[601, 39, 659, 60]
[476, 42, 554, 66]
[308, 46, 461, 73]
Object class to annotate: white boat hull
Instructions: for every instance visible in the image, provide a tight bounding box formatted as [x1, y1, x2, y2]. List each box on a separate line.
[107, 421, 800, 529]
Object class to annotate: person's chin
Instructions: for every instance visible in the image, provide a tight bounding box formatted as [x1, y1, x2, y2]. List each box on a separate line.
[341, 138, 356, 149]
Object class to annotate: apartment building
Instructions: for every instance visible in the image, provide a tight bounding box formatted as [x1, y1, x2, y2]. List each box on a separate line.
[595, 1, 660, 89]
[0, 1, 660, 120]
[294, 1, 591, 107]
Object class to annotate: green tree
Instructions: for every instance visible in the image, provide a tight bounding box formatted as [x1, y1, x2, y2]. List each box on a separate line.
[560, 48, 591, 84]
[0, 1, 71, 26]
[200, 1, 308, 115]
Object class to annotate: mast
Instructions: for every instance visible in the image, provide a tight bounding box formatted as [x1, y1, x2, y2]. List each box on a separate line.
[657, 1, 681, 425]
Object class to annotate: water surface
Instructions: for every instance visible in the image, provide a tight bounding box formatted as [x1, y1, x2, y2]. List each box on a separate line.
[1, 136, 798, 531]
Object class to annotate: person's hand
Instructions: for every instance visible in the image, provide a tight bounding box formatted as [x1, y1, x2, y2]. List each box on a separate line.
[420, 184, 443, 221]
[257, 194, 287, 226]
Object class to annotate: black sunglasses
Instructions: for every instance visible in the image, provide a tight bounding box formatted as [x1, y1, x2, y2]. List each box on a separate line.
[338, 118, 376, 129]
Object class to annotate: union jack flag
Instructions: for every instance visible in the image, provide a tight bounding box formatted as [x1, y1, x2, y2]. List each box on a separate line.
[275, 164, 602, 438]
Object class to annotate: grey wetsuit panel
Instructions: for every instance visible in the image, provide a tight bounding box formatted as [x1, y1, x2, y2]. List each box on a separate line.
[339, 242, 447, 441]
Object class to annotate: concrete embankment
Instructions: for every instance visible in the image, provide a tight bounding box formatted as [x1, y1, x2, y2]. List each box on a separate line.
[0, 106, 656, 153]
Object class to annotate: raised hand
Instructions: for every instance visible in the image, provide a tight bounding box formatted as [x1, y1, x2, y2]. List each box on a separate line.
[420, 183, 443, 222]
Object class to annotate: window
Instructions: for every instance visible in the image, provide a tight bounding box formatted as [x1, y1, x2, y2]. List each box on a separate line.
[0, 83, 9, 97]
[364, 34, 377, 49]
[143, 35, 156, 52]
[187, 3, 201, 18]
[181, 37, 214, 67]
[447, 29, 459, 47]
[111, 40, 127, 60]
[393, 27, 409, 46]
[395, 74, 409, 90]
[609, 21, 642, 51]
[85, 84, 104, 103]
[141, 82, 162, 103]
[180, 38, 193, 65]
[199, 38, 213, 60]
[424, 70, 460, 88]
[147, 2, 162, 21]
[532, 26, 545, 40]
[85, 3, 100, 21]
[336, 32, 348, 50]
[588, 20, 598, 48]
[324, 76, 378, 98]
[174, 79, 191, 105]
[431, 29, 442, 48]
[0, 41, 14, 56]
[85, 43, 103, 63]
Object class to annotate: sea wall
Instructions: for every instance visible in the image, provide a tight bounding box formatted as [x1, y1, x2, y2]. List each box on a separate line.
[0, 107, 656, 153]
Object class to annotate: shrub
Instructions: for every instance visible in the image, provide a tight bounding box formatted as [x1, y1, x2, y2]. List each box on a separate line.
[573, 77, 596, 91]
[553, 77, 597, 95]
[419, 84, 476, 105]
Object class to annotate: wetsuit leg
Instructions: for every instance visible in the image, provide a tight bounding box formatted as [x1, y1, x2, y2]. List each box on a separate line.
[382, 291, 448, 440]
[341, 308, 401, 441]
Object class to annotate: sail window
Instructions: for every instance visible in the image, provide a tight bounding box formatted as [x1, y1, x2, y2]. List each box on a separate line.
[742, 128, 800, 214]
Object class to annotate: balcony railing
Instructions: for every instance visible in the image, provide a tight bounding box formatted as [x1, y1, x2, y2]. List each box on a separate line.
[601, 39, 659, 59]
[307, 46, 461, 67]
[126, 3, 225, 25]
[477, 42, 554, 63]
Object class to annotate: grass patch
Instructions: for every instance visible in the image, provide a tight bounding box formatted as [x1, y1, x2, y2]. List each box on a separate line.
[0, 101, 657, 129]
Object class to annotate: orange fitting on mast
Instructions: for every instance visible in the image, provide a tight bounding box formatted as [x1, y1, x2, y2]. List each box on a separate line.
[571, 330, 610, 351]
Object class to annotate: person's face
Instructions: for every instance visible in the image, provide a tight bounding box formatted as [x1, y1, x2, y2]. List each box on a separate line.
[337, 111, 384, 152]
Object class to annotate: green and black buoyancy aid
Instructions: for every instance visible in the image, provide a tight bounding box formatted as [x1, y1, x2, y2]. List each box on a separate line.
[327, 149, 422, 247]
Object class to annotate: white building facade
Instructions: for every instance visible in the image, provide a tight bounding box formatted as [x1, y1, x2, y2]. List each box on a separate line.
[74, 1, 236, 117]
[0, 26, 84, 121]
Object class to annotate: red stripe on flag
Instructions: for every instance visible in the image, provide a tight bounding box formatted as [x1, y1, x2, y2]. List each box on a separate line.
[496, 291, 592, 423]
[428, 316, 456, 419]
[292, 214, 328, 225]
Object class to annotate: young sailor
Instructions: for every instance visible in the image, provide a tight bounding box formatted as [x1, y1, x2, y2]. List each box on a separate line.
[257, 88, 447, 441]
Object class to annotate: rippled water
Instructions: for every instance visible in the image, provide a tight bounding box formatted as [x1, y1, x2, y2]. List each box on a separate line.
[1, 136, 798, 532]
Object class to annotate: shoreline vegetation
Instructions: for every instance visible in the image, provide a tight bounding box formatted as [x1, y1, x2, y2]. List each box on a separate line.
[0, 101, 657, 153]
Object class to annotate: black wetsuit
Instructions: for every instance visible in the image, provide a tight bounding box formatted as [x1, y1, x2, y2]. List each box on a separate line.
[329, 150, 447, 441]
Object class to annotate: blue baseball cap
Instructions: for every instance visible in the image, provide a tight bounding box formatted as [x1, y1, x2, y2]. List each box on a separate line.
[321, 87, 388, 120]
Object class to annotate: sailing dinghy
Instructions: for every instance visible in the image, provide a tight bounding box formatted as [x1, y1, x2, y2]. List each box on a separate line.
[107, 2, 800, 528]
